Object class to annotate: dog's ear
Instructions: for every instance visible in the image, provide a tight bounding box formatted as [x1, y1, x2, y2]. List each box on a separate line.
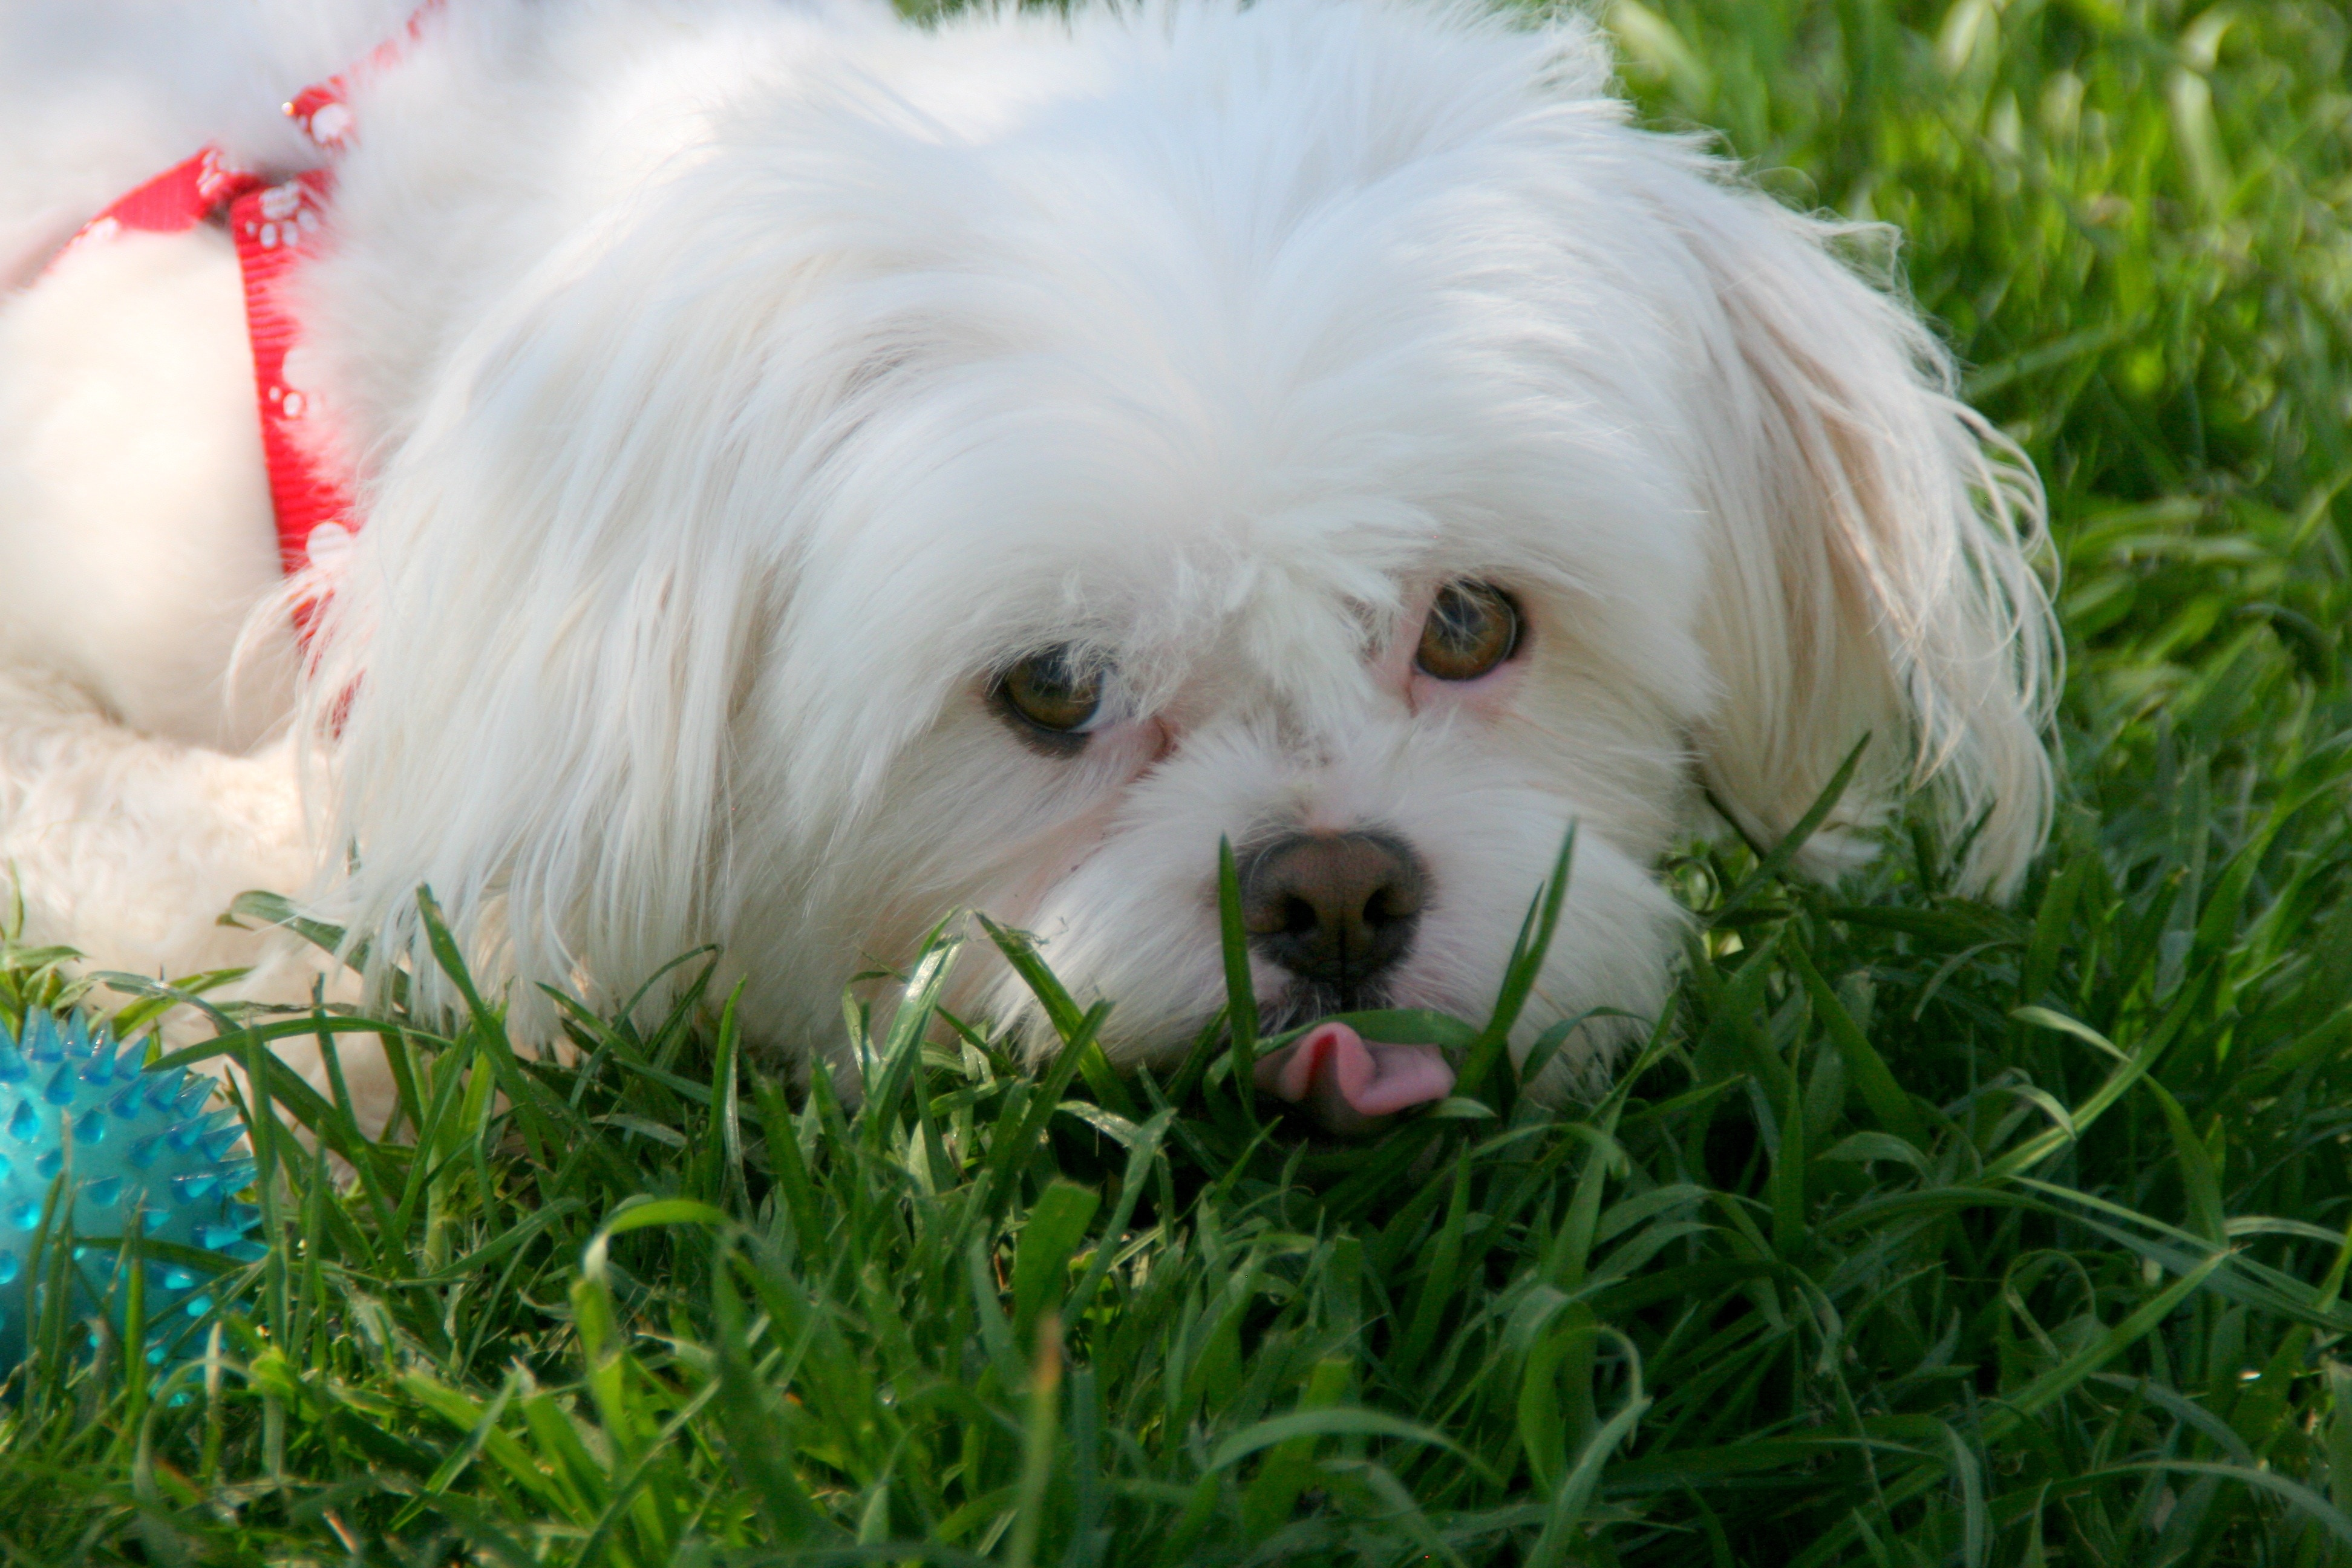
[1667, 177, 2056, 897]
[299, 206, 817, 1028]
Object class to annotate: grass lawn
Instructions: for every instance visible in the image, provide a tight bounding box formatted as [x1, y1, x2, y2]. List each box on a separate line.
[6, 0, 2352, 1561]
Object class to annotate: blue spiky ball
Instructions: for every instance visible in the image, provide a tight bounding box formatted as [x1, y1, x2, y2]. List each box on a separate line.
[0, 1008, 266, 1371]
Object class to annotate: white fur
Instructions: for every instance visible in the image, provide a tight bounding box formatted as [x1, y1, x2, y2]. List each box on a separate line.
[0, 0, 2054, 1112]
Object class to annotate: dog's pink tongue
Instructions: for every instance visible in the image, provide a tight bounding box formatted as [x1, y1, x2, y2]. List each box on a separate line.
[1253, 1021, 1455, 1134]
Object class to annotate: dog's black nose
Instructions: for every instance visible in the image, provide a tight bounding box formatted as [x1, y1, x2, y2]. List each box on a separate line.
[1241, 831, 1425, 990]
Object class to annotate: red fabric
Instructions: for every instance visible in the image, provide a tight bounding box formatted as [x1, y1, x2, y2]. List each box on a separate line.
[290, 0, 440, 150]
[43, 8, 443, 632]
[227, 168, 346, 604]
[46, 146, 261, 252]
[48, 149, 353, 619]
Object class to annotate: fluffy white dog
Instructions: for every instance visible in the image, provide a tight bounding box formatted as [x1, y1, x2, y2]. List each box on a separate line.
[0, 0, 2054, 1129]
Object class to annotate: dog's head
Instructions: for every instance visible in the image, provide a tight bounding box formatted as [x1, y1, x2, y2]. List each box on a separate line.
[308, 0, 2053, 1110]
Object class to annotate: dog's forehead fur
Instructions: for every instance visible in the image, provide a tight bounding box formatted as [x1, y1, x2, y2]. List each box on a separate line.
[742, 2, 1710, 802]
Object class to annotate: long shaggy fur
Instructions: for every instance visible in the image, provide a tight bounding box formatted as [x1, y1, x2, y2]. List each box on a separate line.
[0, 0, 2054, 1114]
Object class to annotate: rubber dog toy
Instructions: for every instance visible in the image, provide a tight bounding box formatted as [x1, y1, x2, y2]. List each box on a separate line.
[0, 1008, 266, 1371]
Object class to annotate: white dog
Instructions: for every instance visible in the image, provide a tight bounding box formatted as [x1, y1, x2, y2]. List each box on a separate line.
[0, 0, 2053, 1131]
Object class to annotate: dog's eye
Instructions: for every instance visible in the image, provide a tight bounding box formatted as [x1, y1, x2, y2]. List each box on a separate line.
[995, 647, 1106, 743]
[1415, 582, 1521, 681]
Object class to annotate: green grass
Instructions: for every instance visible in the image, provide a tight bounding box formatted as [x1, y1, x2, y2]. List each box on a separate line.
[5, 0, 2352, 1561]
